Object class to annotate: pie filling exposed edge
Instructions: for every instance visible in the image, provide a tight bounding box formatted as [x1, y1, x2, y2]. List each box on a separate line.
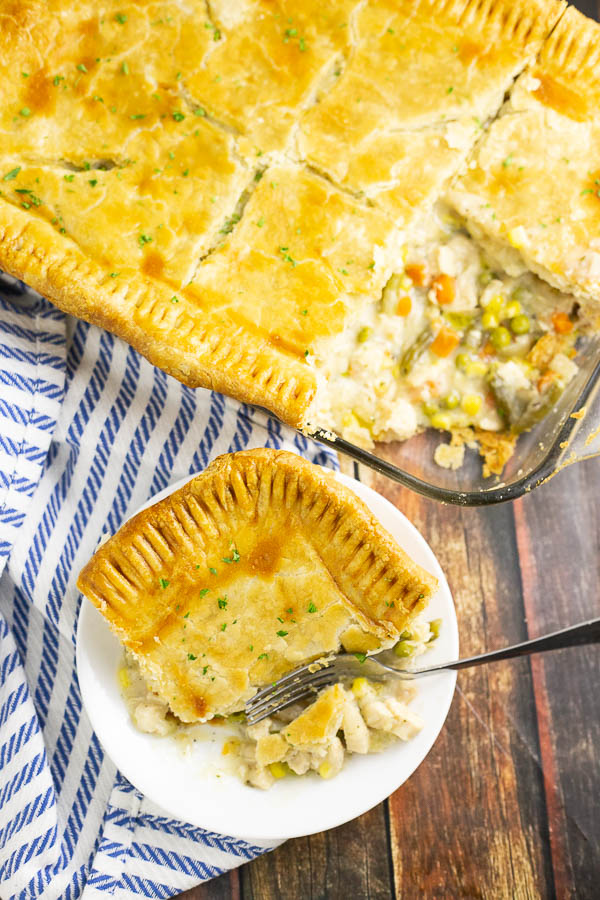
[0, 1, 599, 471]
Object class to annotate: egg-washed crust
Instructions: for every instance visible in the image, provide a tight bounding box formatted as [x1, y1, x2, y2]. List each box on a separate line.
[448, 6, 600, 306]
[77, 449, 438, 722]
[0, 0, 571, 434]
[299, 0, 565, 220]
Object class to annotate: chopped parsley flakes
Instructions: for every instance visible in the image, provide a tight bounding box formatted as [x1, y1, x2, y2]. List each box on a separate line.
[279, 246, 297, 266]
[217, 597, 228, 609]
[3, 167, 21, 181]
[308, 602, 317, 613]
[276, 629, 288, 638]
[187, 653, 197, 661]
[222, 548, 240, 563]
[159, 578, 169, 589]
[138, 233, 152, 247]
[199, 588, 210, 598]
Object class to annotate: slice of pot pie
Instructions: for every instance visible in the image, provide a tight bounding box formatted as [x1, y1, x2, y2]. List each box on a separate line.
[77, 449, 438, 725]
[1, 0, 597, 474]
[78, 449, 440, 786]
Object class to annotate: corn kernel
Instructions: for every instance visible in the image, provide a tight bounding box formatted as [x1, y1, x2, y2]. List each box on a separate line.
[484, 295, 504, 315]
[481, 310, 499, 330]
[318, 761, 334, 779]
[269, 762, 288, 779]
[352, 677, 368, 697]
[118, 667, 130, 690]
[222, 739, 240, 756]
[504, 300, 521, 319]
[508, 225, 527, 249]
[430, 412, 451, 430]
[462, 394, 482, 416]
[466, 360, 488, 377]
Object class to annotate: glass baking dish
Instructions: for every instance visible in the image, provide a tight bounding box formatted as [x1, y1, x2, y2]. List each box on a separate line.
[309, 332, 600, 506]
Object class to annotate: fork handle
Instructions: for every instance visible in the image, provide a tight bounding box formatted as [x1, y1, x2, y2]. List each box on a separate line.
[415, 617, 600, 675]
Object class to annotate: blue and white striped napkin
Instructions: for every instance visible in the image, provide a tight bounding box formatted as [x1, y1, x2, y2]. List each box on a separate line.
[0, 273, 337, 900]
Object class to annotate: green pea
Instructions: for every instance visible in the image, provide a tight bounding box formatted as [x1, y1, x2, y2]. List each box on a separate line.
[357, 326, 372, 343]
[490, 326, 511, 350]
[510, 314, 530, 335]
[428, 618, 442, 641]
[422, 400, 438, 417]
[443, 390, 460, 410]
[394, 640, 415, 658]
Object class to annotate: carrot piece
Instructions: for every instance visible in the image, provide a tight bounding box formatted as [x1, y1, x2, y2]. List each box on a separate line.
[537, 371, 555, 393]
[551, 311, 573, 334]
[396, 294, 412, 316]
[431, 273, 456, 305]
[430, 327, 460, 358]
[405, 264, 426, 286]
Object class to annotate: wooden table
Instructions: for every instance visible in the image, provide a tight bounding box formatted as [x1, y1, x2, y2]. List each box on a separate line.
[182, 4, 600, 894]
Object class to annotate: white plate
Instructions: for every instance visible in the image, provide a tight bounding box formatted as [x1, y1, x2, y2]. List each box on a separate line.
[77, 466, 458, 841]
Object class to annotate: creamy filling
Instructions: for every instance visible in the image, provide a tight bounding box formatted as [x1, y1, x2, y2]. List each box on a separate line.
[307, 209, 581, 459]
[120, 618, 440, 789]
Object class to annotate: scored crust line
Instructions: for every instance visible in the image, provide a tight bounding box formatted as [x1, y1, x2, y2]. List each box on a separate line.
[177, 82, 242, 146]
[442, 0, 570, 203]
[293, 0, 571, 223]
[185, 163, 266, 285]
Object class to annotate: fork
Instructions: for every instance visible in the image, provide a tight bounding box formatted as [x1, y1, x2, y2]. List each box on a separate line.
[245, 617, 600, 725]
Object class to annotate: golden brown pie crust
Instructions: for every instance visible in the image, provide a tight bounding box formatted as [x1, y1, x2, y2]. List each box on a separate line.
[0, 0, 577, 433]
[77, 448, 438, 722]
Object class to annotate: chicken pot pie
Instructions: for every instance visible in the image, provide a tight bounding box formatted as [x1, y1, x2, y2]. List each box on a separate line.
[77, 448, 440, 785]
[1, 1, 598, 472]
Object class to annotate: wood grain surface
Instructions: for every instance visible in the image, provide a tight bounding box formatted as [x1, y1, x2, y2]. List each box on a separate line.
[180, 3, 600, 895]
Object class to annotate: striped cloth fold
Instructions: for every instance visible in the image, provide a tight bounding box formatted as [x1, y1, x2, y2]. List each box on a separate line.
[0, 274, 337, 900]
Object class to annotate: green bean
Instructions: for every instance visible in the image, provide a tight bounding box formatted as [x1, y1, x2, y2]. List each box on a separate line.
[511, 382, 564, 434]
[398, 328, 434, 375]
